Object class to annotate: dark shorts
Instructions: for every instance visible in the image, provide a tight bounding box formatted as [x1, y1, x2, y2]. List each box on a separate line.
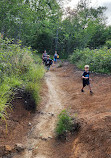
[43, 58, 47, 63]
[83, 79, 90, 87]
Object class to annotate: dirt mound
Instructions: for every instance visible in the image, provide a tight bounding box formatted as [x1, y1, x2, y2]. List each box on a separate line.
[71, 114, 111, 158]
[0, 98, 32, 146]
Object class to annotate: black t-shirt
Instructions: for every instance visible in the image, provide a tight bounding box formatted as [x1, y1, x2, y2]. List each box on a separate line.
[45, 58, 52, 66]
[82, 71, 90, 81]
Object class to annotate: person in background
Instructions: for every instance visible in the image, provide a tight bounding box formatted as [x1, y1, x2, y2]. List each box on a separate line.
[42, 50, 47, 64]
[54, 51, 58, 64]
[81, 65, 93, 94]
[45, 55, 53, 70]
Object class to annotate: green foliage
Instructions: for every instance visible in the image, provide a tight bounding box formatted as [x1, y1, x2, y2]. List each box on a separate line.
[0, 0, 111, 58]
[70, 47, 111, 73]
[55, 110, 73, 137]
[106, 40, 111, 48]
[0, 0, 61, 52]
[32, 52, 43, 65]
[23, 64, 45, 104]
[0, 36, 45, 121]
[52, 1, 108, 58]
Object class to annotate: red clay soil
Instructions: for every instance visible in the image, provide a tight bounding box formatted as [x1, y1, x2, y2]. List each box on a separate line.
[0, 98, 34, 146]
[0, 62, 111, 158]
[53, 63, 111, 158]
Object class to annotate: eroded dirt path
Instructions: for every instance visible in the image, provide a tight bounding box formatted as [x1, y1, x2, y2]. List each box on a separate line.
[14, 71, 64, 158]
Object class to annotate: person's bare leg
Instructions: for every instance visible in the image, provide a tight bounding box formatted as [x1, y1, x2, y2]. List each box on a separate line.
[89, 84, 91, 91]
[89, 84, 93, 93]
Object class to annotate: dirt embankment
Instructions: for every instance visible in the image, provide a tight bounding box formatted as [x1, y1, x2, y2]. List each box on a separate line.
[0, 62, 111, 158]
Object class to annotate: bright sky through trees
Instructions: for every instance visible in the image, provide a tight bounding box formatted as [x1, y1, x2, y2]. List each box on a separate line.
[63, 0, 111, 25]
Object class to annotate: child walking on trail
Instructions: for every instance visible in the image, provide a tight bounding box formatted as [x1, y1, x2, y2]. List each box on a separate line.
[81, 65, 93, 94]
[54, 51, 58, 64]
[45, 55, 53, 70]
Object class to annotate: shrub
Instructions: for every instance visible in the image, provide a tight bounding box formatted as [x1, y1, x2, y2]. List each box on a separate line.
[70, 47, 111, 73]
[55, 110, 79, 139]
[0, 36, 45, 121]
[106, 40, 111, 48]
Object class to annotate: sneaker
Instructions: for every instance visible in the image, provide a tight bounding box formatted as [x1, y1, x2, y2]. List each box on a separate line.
[81, 89, 84, 92]
[90, 91, 93, 95]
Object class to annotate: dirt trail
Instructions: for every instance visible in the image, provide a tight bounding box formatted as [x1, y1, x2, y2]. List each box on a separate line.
[1, 63, 111, 158]
[13, 71, 64, 158]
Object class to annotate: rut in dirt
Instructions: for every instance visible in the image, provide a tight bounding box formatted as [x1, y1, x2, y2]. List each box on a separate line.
[13, 71, 64, 158]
